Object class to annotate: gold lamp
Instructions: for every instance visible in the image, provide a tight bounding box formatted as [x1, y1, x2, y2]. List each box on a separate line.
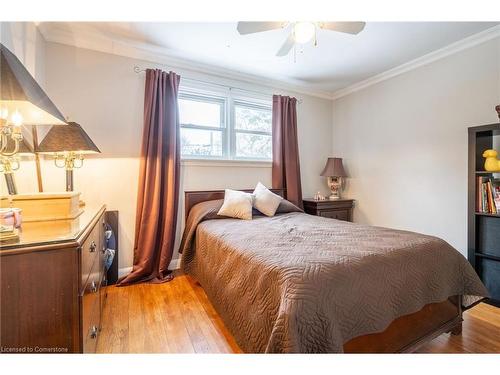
[320, 157, 348, 200]
[1, 43, 67, 157]
[36, 122, 100, 191]
[0, 137, 34, 195]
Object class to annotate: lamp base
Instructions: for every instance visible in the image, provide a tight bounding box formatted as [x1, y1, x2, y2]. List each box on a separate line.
[66, 169, 74, 192]
[327, 176, 343, 200]
[4, 173, 18, 195]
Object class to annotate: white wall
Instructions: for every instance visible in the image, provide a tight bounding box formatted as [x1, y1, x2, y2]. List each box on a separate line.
[332, 37, 500, 255]
[6, 41, 333, 270]
[1, 22, 46, 84]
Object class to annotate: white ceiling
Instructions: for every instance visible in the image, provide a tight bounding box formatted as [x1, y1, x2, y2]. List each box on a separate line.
[40, 22, 499, 95]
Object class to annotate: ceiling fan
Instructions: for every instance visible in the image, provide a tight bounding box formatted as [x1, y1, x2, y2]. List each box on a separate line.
[236, 21, 366, 57]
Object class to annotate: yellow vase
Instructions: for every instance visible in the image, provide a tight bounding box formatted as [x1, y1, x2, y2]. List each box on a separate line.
[483, 149, 500, 172]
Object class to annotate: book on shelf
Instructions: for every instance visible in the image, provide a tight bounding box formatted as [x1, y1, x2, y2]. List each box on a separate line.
[476, 176, 500, 214]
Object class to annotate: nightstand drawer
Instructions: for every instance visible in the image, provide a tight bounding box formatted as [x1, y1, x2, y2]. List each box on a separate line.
[320, 210, 349, 221]
[303, 198, 355, 222]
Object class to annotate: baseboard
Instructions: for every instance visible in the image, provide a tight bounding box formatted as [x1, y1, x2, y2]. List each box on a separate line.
[118, 266, 133, 278]
[118, 257, 181, 278]
[169, 257, 182, 270]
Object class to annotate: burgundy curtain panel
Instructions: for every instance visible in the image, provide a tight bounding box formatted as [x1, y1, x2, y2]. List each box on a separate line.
[118, 69, 181, 286]
[272, 95, 303, 208]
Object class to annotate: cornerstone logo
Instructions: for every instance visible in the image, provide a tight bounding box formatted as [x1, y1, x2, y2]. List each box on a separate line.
[1, 346, 69, 353]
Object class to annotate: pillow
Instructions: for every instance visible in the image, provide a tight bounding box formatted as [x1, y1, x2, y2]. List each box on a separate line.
[276, 199, 303, 214]
[217, 189, 254, 220]
[252, 182, 283, 217]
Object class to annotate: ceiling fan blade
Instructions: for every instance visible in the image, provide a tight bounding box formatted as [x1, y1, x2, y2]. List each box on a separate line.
[237, 21, 286, 35]
[319, 22, 366, 35]
[276, 33, 295, 57]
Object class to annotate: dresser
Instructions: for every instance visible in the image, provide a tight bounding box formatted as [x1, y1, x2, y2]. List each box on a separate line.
[0, 205, 107, 353]
[303, 198, 355, 222]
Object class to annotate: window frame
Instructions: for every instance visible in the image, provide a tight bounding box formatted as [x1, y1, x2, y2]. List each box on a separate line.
[178, 91, 228, 160]
[179, 85, 273, 162]
[230, 99, 273, 161]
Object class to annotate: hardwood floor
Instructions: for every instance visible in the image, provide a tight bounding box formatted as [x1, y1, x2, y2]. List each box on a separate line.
[97, 273, 500, 353]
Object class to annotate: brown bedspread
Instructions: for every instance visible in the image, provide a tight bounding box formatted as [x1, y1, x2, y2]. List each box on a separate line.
[180, 200, 488, 353]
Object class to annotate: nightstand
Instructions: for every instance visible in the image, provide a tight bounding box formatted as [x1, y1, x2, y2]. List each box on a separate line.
[303, 198, 355, 222]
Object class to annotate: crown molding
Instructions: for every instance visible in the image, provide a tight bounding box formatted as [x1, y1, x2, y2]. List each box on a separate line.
[331, 24, 500, 100]
[37, 23, 334, 100]
[38, 23, 500, 103]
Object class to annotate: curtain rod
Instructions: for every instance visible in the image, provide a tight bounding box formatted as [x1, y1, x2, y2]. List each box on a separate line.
[133, 65, 303, 104]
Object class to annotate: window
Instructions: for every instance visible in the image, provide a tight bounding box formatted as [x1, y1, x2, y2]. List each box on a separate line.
[179, 88, 272, 161]
[233, 101, 272, 160]
[179, 94, 225, 158]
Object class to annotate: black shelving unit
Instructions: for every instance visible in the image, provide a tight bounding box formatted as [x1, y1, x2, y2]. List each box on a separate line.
[468, 123, 500, 307]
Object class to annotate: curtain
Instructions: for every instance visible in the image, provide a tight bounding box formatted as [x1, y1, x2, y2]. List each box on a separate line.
[118, 69, 181, 286]
[272, 95, 303, 209]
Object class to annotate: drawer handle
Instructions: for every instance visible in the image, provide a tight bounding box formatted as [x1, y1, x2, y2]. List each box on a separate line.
[90, 325, 98, 339]
[90, 281, 98, 293]
[89, 241, 96, 253]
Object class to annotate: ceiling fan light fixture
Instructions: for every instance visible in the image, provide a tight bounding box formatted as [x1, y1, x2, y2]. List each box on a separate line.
[293, 22, 316, 44]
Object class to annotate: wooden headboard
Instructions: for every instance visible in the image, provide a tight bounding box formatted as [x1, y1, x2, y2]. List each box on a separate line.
[184, 188, 286, 220]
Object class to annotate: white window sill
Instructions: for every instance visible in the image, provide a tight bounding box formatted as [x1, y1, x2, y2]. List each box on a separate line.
[181, 158, 272, 168]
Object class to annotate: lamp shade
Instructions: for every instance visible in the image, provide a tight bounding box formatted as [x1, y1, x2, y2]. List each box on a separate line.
[320, 157, 347, 177]
[1, 43, 67, 126]
[36, 122, 100, 154]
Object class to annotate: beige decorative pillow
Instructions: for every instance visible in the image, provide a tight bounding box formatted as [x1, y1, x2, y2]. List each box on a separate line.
[217, 189, 254, 220]
[253, 182, 283, 217]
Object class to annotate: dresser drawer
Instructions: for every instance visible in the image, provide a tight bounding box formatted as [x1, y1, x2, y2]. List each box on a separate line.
[82, 298, 100, 353]
[320, 209, 349, 221]
[81, 260, 101, 353]
[81, 218, 101, 290]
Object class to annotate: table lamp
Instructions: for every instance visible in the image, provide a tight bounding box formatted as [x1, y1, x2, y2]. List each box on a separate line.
[36, 122, 100, 191]
[1, 43, 67, 157]
[0, 138, 34, 195]
[320, 157, 347, 200]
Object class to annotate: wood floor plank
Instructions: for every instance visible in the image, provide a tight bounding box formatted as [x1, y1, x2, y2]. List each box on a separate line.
[176, 275, 232, 353]
[186, 276, 243, 353]
[154, 278, 197, 353]
[97, 285, 130, 353]
[467, 303, 500, 327]
[127, 284, 148, 353]
[97, 275, 500, 354]
[138, 283, 172, 353]
[172, 276, 214, 353]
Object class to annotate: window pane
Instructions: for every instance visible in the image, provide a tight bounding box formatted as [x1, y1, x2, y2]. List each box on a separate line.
[235, 104, 272, 133]
[235, 132, 272, 159]
[179, 97, 222, 128]
[181, 128, 223, 157]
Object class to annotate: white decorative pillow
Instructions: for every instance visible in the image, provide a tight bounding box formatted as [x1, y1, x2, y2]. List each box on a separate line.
[217, 189, 254, 220]
[253, 182, 283, 217]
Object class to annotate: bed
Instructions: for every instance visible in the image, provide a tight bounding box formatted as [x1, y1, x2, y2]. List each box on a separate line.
[179, 189, 488, 353]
